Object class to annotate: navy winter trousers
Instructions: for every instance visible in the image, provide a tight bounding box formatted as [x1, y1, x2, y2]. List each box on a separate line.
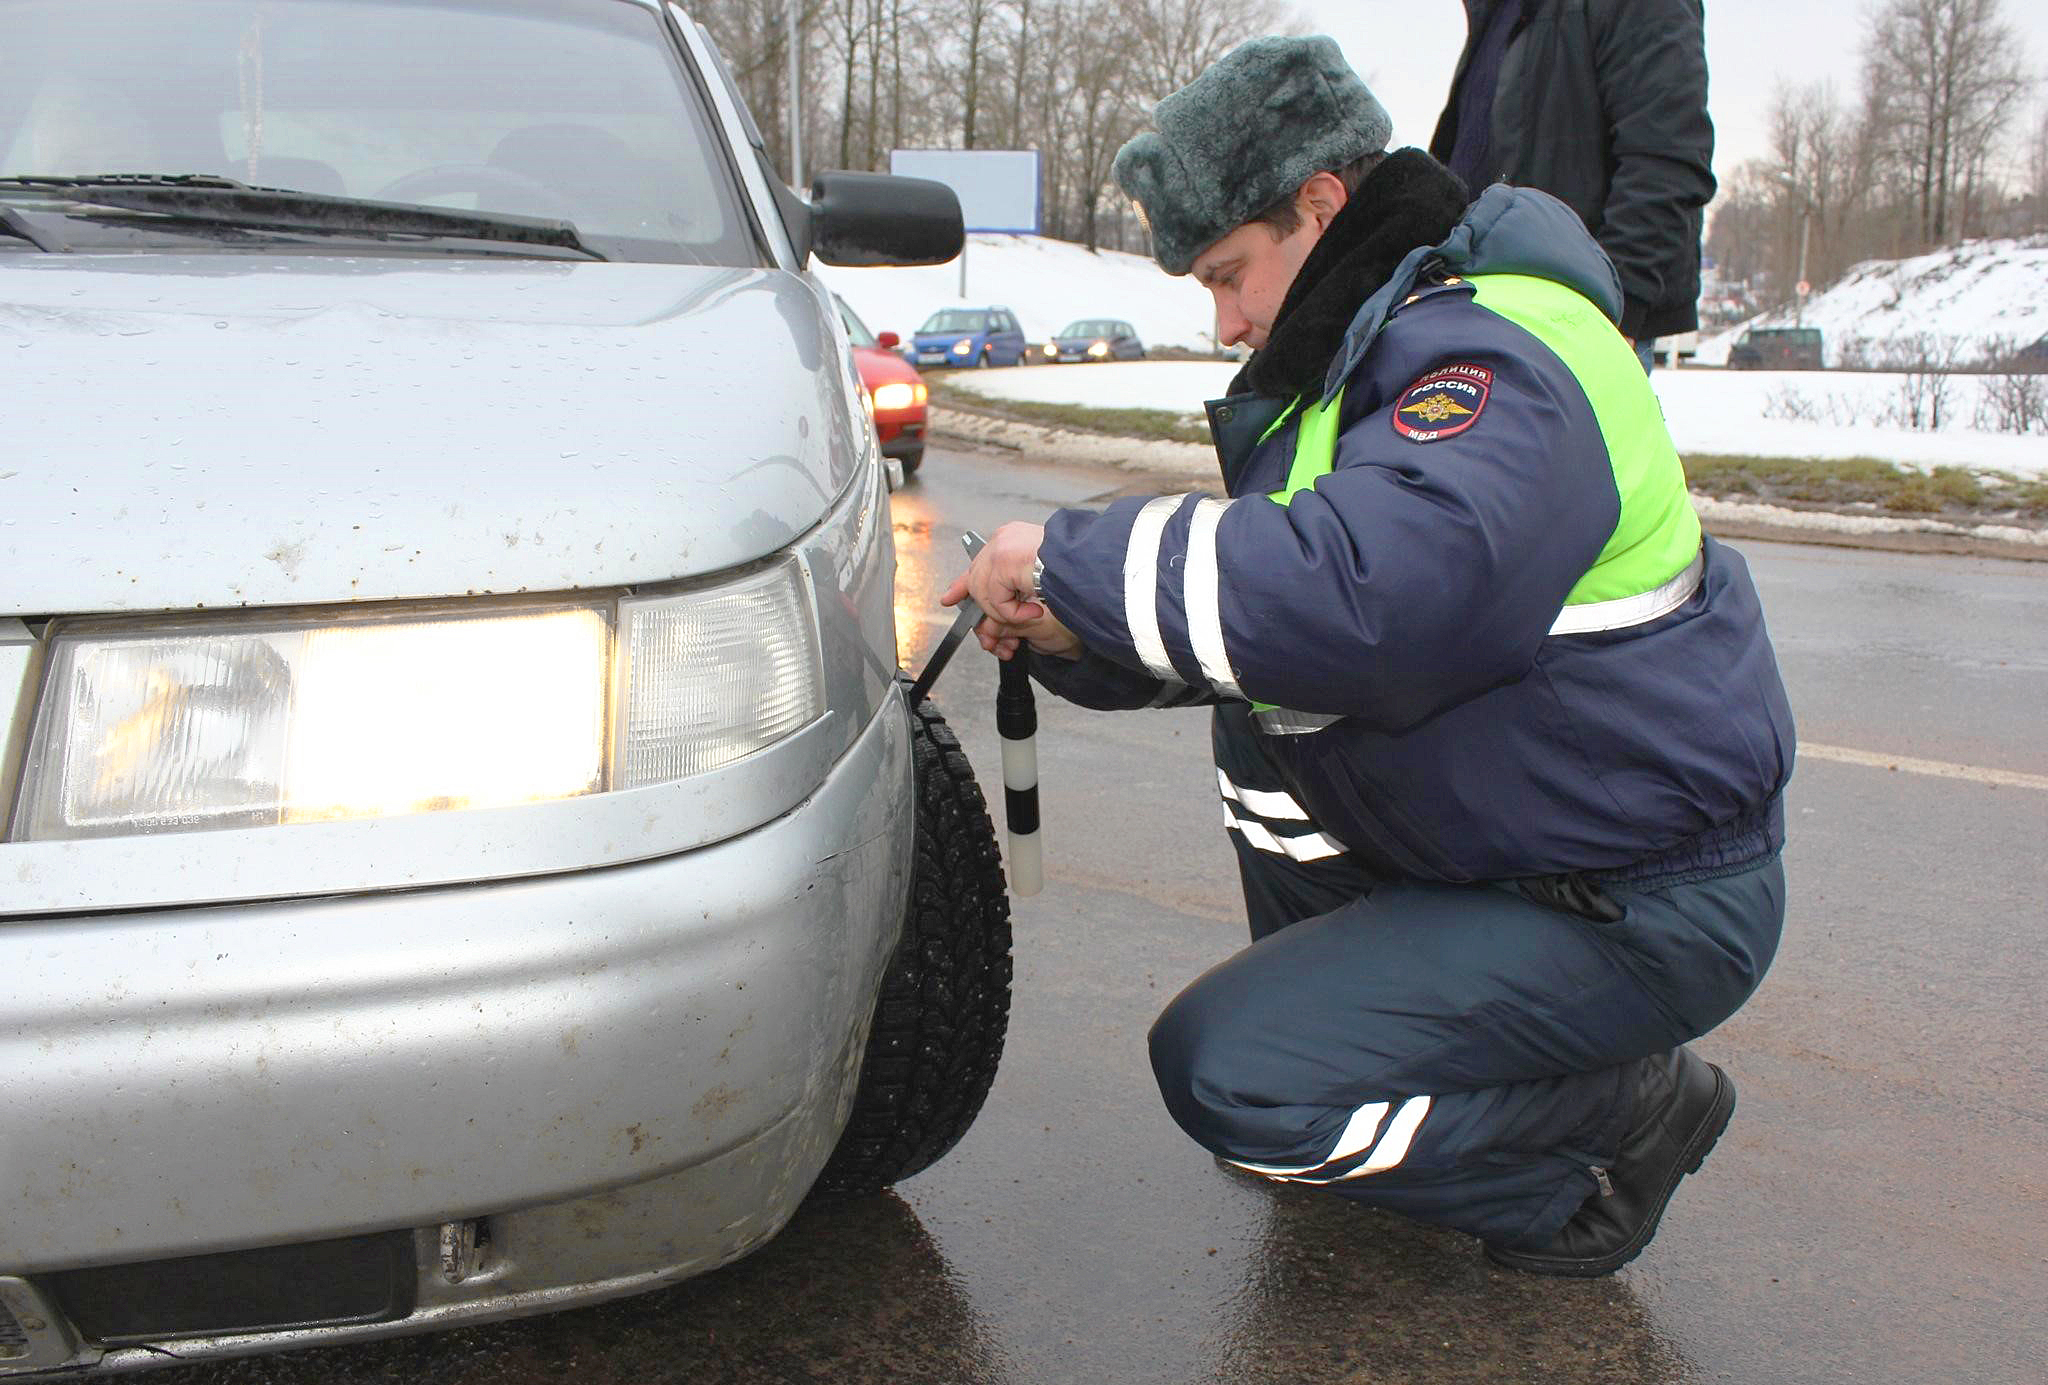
[1150, 736, 1785, 1248]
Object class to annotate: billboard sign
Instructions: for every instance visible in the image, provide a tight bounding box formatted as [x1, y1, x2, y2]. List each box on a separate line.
[887, 149, 1041, 234]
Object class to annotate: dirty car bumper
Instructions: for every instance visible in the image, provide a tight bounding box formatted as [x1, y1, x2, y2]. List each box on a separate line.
[0, 699, 913, 1372]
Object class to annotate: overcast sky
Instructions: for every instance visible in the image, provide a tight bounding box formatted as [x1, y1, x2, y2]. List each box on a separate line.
[1288, 0, 2048, 188]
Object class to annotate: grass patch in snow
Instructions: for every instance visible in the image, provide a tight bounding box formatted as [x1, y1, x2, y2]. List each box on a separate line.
[1681, 454, 2048, 520]
[929, 379, 1212, 447]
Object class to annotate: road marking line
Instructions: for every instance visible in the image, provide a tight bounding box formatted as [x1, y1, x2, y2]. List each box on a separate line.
[1802, 742, 2048, 792]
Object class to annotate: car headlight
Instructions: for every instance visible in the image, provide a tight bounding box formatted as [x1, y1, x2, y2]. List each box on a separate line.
[951, 338, 973, 355]
[1087, 340, 1110, 357]
[871, 381, 917, 411]
[11, 562, 826, 842]
[1043, 343, 1057, 356]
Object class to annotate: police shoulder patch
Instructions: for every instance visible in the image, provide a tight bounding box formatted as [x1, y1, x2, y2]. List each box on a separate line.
[1391, 364, 1492, 443]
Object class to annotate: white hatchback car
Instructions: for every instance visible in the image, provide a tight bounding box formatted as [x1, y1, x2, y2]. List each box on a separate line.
[0, 1, 1011, 1375]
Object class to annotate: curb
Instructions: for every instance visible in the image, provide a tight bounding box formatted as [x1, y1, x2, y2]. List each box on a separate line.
[931, 404, 2048, 565]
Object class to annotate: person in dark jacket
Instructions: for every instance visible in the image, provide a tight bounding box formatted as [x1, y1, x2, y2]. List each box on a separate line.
[941, 34, 1793, 1276]
[1431, 0, 1715, 362]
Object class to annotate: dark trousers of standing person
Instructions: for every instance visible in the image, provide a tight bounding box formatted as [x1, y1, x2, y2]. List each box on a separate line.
[1150, 711, 1784, 1249]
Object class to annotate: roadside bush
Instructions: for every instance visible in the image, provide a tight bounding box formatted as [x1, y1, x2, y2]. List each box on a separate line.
[1974, 371, 2048, 435]
[1864, 333, 1968, 431]
[1760, 385, 1818, 422]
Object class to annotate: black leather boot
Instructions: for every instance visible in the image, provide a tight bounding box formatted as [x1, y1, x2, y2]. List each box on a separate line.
[1485, 1048, 1735, 1277]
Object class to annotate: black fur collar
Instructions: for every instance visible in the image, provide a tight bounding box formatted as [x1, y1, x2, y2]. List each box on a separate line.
[1242, 149, 1471, 399]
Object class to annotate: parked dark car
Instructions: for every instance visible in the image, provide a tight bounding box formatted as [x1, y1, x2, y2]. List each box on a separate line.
[1043, 318, 1145, 363]
[1728, 326, 1824, 370]
[910, 305, 1029, 368]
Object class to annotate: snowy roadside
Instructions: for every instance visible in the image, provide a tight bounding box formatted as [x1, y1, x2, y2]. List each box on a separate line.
[931, 394, 2048, 562]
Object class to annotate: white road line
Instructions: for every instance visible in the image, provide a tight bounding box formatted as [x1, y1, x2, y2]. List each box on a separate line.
[1802, 742, 2048, 792]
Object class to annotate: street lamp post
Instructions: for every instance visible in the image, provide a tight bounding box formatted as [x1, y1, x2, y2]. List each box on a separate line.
[1773, 170, 1813, 326]
[1793, 198, 1812, 326]
[786, 2, 802, 189]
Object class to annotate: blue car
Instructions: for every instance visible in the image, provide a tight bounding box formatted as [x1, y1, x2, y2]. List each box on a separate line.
[910, 305, 1030, 368]
[1043, 318, 1146, 363]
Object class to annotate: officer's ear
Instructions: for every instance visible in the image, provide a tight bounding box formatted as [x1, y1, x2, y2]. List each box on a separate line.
[1296, 171, 1349, 234]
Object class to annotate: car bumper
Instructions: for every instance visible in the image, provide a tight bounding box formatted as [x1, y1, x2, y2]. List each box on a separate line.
[0, 698, 914, 1373]
[874, 415, 926, 454]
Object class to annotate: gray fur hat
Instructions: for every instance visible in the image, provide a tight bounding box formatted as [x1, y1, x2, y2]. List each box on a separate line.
[1113, 35, 1392, 275]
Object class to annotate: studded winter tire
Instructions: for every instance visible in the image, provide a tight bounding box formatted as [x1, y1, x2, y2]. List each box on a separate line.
[809, 690, 1014, 1197]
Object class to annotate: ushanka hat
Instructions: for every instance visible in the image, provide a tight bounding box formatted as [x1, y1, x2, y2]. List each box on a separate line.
[1113, 34, 1392, 275]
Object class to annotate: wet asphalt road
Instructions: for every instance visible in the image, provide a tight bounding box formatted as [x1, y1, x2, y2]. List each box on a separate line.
[146, 443, 2045, 1385]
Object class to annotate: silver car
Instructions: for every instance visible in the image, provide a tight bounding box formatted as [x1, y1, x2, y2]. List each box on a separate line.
[0, 1, 1011, 1375]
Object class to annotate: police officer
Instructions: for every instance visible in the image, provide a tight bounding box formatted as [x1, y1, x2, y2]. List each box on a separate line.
[943, 35, 1795, 1275]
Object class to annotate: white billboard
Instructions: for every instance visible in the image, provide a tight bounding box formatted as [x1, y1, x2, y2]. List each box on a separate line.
[887, 149, 1042, 234]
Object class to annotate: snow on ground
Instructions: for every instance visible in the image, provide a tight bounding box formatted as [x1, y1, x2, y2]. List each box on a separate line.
[943, 360, 2048, 478]
[1695, 234, 2048, 367]
[819, 231, 2047, 478]
[1648, 369, 2046, 475]
[816, 232, 1219, 352]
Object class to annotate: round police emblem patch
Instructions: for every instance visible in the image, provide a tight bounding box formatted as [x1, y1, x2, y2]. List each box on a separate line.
[1392, 364, 1492, 442]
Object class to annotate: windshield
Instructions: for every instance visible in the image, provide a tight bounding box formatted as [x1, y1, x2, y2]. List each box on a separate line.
[0, 0, 759, 264]
[920, 309, 989, 333]
[836, 298, 878, 348]
[1060, 320, 1120, 338]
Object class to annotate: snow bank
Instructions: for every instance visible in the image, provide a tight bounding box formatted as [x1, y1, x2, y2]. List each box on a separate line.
[1697, 235, 2048, 367]
[945, 360, 2048, 479]
[820, 231, 2045, 478]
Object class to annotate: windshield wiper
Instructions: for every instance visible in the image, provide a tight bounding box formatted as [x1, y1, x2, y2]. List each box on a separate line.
[0, 200, 69, 251]
[0, 175, 604, 260]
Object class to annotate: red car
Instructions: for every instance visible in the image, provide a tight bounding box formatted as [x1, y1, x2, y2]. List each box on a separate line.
[837, 297, 929, 475]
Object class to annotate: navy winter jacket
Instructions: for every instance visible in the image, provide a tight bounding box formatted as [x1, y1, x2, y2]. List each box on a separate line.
[1028, 151, 1793, 885]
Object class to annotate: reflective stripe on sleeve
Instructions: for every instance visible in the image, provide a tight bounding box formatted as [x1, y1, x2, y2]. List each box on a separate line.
[1184, 497, 1241, 698]
[1124, 496, 1185, 682]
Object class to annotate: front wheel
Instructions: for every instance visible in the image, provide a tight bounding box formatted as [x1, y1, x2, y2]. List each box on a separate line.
[809, 692, 1013, 1197]
[898, 444, 925, 476]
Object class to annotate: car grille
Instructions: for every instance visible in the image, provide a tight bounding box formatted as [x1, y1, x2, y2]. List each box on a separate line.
[0, 1297, 27, 1358]
[43, 1231, 416, 1345]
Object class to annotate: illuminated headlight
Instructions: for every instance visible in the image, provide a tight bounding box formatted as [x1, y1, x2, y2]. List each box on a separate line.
[950, 338, 973, 356]
[1087, 340, 1110, 358]
[11, 562, 826, 842]
[1043, 343, 1057, 357]
[871, 381, 917, 411]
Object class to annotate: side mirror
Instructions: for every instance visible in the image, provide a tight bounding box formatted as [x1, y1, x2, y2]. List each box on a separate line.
[877, 330, 900, 349]
[808, 171, 963, 267]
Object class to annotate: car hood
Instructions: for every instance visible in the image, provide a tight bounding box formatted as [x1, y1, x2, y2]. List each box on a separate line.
[851, 344, 919, 389]
[0, 254, 861, 615]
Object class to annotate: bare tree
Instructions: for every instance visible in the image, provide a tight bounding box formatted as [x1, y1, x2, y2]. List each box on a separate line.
[1863, 0, 2033, 246]
[2024, 101, 2048, 229]
[1126, 0, 1290, 102]
[1067, 3, 1143, 250]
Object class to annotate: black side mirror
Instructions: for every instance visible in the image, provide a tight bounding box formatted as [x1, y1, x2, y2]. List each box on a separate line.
[806, 171, 963, 267]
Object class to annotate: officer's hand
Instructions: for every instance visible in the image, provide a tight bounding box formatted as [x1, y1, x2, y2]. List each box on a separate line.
[941, 521, 1043, 623]
[976, 610, 1082, 662]
[939, 521, 1081, 662]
